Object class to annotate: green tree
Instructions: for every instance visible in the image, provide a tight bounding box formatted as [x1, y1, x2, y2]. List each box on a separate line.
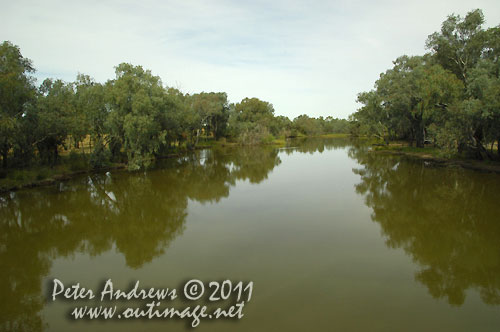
[0, 41, 36, 168]
[353, 91, 389, 140]
[106, 63, 167, 170]
[272, 115, 293, 137]
[161, 87, 187, 148]
[457, 59, 500, 158]
[426, 9, 487, 83]
[429, 22, 500, 158]
[74, 74, 109, 167]
[360, 56, 463, 147]
[35, 79, 75, 165]
[229, 98, 276, 144]
[293, 114, 322, 136]
[190, 92, 229, 141]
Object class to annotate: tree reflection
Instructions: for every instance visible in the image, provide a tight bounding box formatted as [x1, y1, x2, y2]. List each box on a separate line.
[350, 146, 500, 306]
[282, 137, 355, 155]
[0, 145, 281, 331]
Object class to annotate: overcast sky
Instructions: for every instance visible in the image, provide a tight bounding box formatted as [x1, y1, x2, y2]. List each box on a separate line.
[2, 0, 500, 119]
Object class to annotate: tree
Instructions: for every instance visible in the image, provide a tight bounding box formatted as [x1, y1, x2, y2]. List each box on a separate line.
[190, 92, 229, 140]
[0, 41, 36, 168]
[459, 59, 500, 158]
[322, 116, 350, 134]
[293, 114, 322, 136]
[161, 87, 187, 148]
[426, 9, 487, 83]
[353, 90, 389, 140]
[428, 22, 500, 159]
[356, 56, 463, 147]
[228, 98, 276, 144]
[36, 79, 75, 165]
[233, 97, 275, 124]
[106, 63, 167, 170]
[272, 115, 293, 137]
[74, 74, 109, 167]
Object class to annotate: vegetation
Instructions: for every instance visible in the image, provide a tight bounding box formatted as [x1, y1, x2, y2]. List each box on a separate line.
[4, 8, 497, 185]
[351, 9, 500, 160]
[0, 41, 349, 179]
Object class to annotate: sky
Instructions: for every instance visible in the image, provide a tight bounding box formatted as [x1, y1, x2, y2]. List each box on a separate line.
[2, 0, 500, 119]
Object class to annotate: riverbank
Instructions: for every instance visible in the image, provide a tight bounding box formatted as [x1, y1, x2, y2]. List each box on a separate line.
[372, 144, 500, 174]
[0, 134, 364, 193]
[0, 163, 127, 193]
[0, 136, 294, 193]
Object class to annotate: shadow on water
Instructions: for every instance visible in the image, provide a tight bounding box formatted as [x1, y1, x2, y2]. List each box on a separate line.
[349, 144, 500, 307]
[0, 146, 281, 331]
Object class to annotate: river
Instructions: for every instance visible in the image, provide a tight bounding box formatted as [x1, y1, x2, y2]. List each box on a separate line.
[1, 138, 500, 331]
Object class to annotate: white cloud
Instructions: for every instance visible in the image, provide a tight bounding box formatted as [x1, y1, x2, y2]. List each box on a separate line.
[2, 0, 500, 119]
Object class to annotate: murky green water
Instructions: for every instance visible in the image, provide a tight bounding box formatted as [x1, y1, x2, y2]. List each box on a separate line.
[1, 138, 500, 331]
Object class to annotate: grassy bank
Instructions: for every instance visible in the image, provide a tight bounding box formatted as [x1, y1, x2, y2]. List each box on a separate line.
[0, 136, 294, 193]
[0, 158, 127, 193]
[372, 142, 500, 174]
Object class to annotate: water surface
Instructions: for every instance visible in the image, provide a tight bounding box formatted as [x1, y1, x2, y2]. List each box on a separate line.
[1, 138, 500, 331]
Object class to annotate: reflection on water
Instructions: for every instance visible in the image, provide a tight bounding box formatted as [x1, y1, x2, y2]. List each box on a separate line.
[1, 137, 500, 331]
[0, 146, 284, 331]
[350, 146, 500, 306]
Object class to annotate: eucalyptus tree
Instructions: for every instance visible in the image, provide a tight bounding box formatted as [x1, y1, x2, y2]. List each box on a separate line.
[161, 87, 187, 148]
[36, 79, 76, 164]
[483, 26, 500, 155]
[293, 114, 322, 136]
[0, 41, 36, 168]
[273, 115, 293, 137]
[190, 92, 229, 140]
[74, 74, 109, 167]
[228, 97, 276, 144]
[459, 58, 500, 158]
[106, 63, 168, 170]
[352, 90, 388, 140]
[426, 9, 487, 84]
[424, 11, 500, 157]
[356, 56, 463, 147]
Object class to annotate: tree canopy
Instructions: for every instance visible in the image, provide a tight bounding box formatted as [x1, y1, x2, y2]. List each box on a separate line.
[0, 43, 349, 172]
[353, 9, 500, 159]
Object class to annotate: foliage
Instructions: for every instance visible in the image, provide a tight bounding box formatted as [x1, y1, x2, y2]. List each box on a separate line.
[36, 79, 76, 164]
[0, 41, 36, 168]
[0, 41, 350, 174]
[106, 63, 168, 170]
[354, 9, 500, 159]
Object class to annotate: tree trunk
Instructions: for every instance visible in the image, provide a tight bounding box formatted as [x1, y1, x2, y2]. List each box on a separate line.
[470, 135, 492, 160]
[1, 150, 7, 169]
[53, 145, 58, 165]
[478, 143, 493, 160]
[194, 129, 200, 147]
[415, 116, 425, 148]
[416, 127, 424, 148]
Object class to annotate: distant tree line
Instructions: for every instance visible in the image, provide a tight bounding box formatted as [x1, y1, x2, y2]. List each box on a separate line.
[351, 9, 500, 159]
[0, 42, 349, 171]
